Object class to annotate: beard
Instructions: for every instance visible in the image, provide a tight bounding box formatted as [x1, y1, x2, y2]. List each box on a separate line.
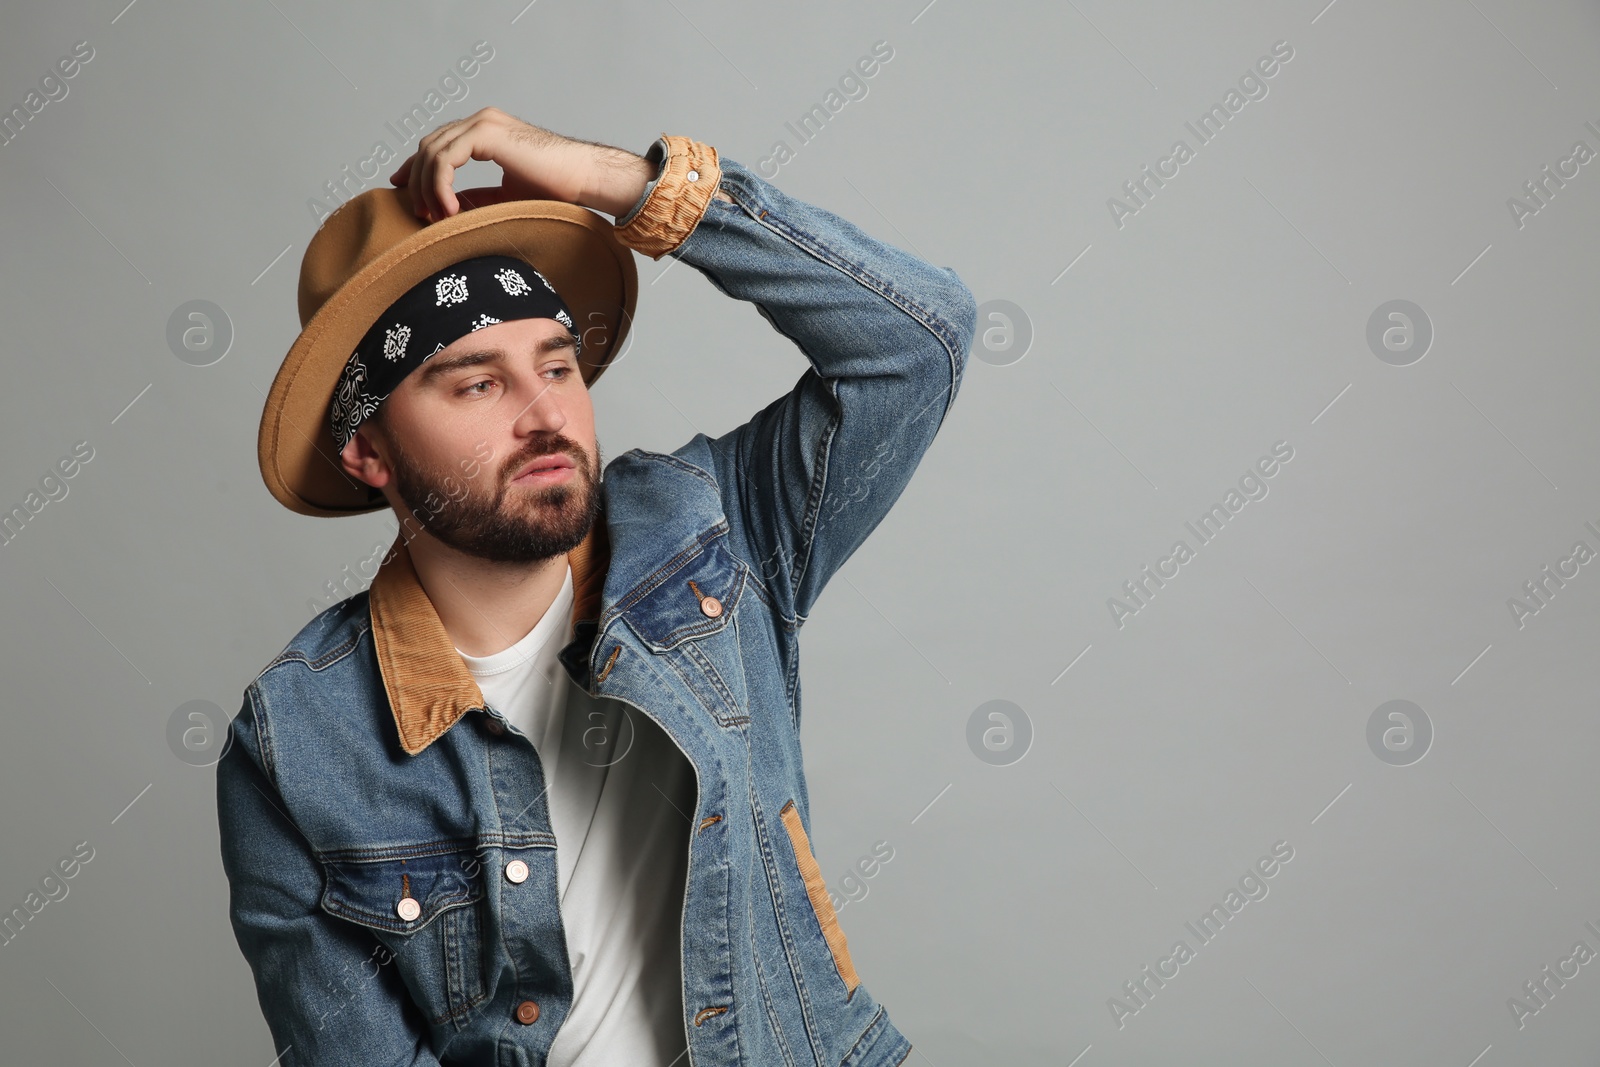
[384, 428, 603, 564]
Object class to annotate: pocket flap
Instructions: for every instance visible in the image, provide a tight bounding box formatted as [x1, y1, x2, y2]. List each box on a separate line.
[320, 846, 483, 934]
[621, 535, 747, 653]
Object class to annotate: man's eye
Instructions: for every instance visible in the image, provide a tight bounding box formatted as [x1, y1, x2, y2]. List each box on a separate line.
[459, 380, 494, 396]
[546, 366, 571, 380]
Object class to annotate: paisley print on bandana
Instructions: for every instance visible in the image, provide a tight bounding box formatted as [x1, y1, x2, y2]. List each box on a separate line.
[327, 254, 582, 452]
[435, 274, 469, 306]
[494, 268, 531, 296]
[381, 324, 410, 362]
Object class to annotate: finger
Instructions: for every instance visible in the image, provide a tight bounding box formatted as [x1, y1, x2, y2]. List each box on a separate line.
[431, 155, 459, 219]
[422, 116, 476, 219]
[388, 154, 414, 187]
[404, 126, 446, 221]
[427, 124, 498, 219]
[399, 150, 429, 221]
[391, 157, 427, 219]
[413, 117, 472, 221]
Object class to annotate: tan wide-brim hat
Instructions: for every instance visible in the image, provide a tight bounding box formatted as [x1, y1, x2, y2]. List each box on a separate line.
[258, 184, 638, 517]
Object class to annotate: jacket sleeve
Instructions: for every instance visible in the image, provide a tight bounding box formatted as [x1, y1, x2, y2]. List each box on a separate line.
[215, 684, 444, 1067]
[614, 134, 978, 626]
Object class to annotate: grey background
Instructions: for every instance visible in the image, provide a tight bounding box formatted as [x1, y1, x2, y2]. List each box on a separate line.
[1, 0, 1597, 1064]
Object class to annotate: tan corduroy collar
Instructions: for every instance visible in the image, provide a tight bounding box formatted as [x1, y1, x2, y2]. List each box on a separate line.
[366, 516, 610, 756]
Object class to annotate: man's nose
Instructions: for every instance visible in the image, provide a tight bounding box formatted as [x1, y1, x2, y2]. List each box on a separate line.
[508, 374, 568, 434]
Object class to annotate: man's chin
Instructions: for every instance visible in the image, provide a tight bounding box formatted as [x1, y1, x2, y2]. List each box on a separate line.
[502, 485, 584, 520]
[389, 455, 601, 563]
[485, 489, 598, 558]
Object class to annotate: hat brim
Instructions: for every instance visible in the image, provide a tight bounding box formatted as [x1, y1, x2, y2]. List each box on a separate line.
[259, 197, 638, 517]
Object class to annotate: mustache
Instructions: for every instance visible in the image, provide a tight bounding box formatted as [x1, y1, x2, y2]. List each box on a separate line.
[502, 436, 587, 480]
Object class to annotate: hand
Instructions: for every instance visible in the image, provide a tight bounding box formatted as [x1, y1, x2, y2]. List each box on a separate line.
[387, 108, 649, 222]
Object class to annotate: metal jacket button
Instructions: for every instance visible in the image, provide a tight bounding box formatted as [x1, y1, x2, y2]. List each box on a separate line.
[505, 859, 529, 884]
[699, 595, 722, 618]
[515, 1000, 541, 1025]
[483, 718, 505, 736]
[396, 896, 421, 922]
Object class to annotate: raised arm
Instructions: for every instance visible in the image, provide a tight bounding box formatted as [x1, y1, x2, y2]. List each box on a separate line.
[387, 114, 977, 625]
[615, 136, 978, 625]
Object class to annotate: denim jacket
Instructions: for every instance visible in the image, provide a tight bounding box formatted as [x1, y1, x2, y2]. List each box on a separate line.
[217, 136, 977, 1067]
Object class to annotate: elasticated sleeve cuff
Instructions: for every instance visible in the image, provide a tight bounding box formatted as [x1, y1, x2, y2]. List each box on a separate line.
[612, 134, 722, 260]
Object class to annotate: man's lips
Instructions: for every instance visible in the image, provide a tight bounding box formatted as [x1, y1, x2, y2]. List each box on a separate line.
[511, 453, 578, 482]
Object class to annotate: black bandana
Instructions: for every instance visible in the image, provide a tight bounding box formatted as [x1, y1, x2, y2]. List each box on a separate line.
[329, 254, 581, 451]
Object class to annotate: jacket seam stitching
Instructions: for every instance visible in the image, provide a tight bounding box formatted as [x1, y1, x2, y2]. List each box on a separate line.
[748, 209, 967, 426]
[750, 213, 962, 353]
[484, 744, 531, 1050]
[840, 1005, 889, 1067]
[606, 522, 731, 622]
[750, 787, 828, 1066]
[784, 629, 802, 735]
[789, 383, 837, 609]
[749, 889, 800, 1067]
[681, 638, 750, 727]
[664, 641, 751, 729]
[314, 835, 555, 863]
[258, 617, 372, 677]
[436, 904, 491, 1031]
[626, 447, 721, 487]
[739, 564, 781, 617]
[246, 682, 278, 784]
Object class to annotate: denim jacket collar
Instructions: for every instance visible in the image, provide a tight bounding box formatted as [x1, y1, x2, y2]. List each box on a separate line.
[365, 511, 611, 757]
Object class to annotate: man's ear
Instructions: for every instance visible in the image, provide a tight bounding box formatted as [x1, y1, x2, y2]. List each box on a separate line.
[339, 423, 392, 490]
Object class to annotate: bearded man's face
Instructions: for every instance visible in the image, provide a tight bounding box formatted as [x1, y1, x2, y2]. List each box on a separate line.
[340, 316, 603, 562]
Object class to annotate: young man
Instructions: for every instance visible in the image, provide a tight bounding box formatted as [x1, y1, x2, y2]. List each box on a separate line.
[219, 110, 975, 1067]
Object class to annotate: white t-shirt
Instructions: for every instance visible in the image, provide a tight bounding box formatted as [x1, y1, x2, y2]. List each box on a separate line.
[456, 563, 695, 1067]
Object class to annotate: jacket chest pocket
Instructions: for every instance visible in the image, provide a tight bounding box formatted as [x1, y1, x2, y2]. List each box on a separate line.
[319, 846, 489, 1032]
[621, 535, 751, 728]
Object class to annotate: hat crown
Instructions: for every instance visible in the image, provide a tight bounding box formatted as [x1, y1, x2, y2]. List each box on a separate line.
[298, 187, 423, 328]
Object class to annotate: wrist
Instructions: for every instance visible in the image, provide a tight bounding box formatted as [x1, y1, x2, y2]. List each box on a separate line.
[578, 143, 656, 218]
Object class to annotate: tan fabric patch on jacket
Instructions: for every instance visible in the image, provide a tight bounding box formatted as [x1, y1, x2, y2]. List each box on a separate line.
[778, 799, 860, 995]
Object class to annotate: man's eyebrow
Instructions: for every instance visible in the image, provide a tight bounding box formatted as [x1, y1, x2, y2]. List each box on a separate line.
[416, 332, 577, 386]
